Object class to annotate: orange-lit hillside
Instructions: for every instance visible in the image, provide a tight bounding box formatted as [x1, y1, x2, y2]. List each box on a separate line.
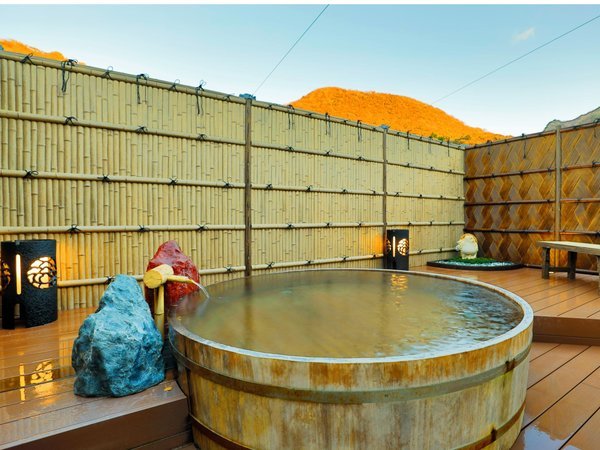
[0, 39, 67, 62]
[291, 87, 507, 145]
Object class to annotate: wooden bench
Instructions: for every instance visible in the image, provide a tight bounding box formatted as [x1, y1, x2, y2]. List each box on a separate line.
[536, 241, 600, 292]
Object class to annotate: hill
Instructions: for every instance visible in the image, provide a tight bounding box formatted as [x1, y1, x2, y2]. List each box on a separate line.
[544, 106, 600, 131]
[0, 39, 67, 62]
[291, 87, 507, 145]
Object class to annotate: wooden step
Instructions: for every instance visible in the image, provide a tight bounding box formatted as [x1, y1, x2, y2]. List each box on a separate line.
[0, 379, 191, 450]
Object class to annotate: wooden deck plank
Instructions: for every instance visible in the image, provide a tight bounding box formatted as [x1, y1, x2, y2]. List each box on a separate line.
[0, 380, 183, 447]
[560, 297, 600, 318]
[536, 291, 600, 317]
[528, 342, 559, 361]
[526, 284, 599, 313]
[521, 346, 600, 428]
[512, 367, 600, 450]
[526, 344, 588, 388]
[562, 407, 600, 450]
[0, 378, 75, 409]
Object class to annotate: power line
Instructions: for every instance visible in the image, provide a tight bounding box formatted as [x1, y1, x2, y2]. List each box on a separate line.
[252, 5, 329, 96]
[431, 12, 600, 105]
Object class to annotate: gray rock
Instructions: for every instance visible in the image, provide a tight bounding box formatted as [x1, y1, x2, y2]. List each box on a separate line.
[544, 106, 600, 131]
[72, 275, 164, 397]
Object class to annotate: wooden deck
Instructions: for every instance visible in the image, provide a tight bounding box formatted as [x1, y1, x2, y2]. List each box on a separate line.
[0, 308, 191, 449]
[417, 265, 600, 449]
[1, 267, 598, 449]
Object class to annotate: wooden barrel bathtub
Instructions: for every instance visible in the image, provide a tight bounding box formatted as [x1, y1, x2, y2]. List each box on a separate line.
[169, 270, 533, 450]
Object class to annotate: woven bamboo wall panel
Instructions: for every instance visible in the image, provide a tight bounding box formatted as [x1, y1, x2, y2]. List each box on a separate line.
[561, 168, 599, 199]
[465, 204, 555, 231]
[251, 147, 383, 191]
[465, 125, 599, 271]
[0, 59, 246, 140]
[465, 172, 555, 203]
[470, 231, 553, 266]
[465, 134, 556, 177]
[561, 203, 600, 234]
[0, 52, 464, 309]
[561, 126, 600, 166]
[252, 191, 381, 224]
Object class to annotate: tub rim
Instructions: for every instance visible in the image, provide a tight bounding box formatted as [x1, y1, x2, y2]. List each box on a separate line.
[169, 268, 534, 364]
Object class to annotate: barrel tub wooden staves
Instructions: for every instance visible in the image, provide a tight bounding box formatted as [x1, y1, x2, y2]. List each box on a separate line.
[169, 271, 533, 450]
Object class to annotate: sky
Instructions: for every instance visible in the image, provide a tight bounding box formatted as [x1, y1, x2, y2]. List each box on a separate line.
[1, 3, 599, 135]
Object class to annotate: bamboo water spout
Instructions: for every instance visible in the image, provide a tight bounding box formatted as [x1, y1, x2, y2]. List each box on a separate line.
[143, 263, 197, 338]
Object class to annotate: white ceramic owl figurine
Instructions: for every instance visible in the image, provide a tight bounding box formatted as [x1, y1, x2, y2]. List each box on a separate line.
[456, 233, 478, 259]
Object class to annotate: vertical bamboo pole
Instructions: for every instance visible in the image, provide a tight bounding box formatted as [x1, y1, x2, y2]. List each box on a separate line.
[554, 127, 562, 242]
[381, 125, 389, 255]
[244, 97, 253, 277]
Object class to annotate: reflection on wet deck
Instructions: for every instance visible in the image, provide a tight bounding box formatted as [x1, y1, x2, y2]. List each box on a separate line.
[1, 267, 599, 449]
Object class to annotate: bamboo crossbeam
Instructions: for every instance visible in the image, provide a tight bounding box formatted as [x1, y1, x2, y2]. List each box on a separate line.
[54, 248, 457, 289]
[0, 221, 465, 235]
[464, 167, 555, 180]
[464, 228, 552, 234]
[0, 109, 245, 146]
[464, 200, 555, 206]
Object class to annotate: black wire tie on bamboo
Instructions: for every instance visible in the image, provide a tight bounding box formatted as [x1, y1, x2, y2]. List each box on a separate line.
[342, 256, 348, 262]
[105, 276, 115, 284]
[325, 150, 331, 156]
[287, 223, 294, 229]
[136, 126, 148, 134]
[225, 266, 233, 273]
[20, 53, 34, 64]
[197, 134, 207, 141]
[197, 224, 207, 232]
[102, 66, 113, 79]
[306, 260, 313, 265]
[325, 222, 332, 227]
[195, 81, 206, 115]
[136, 73, 149, 104]
[357, 120, 363, 142]
[60, 59, 78, 93]
[169, 79, 180, 91]
[266, 262, 274, 269]
[342, 188, 348, 194]
[357, 222, 363, 227]
[24, 170, 38, 178]
[286, 146, 294, 151]
[266, 183, 273, 190]
[138, 225, 148, 233]
[223, 181, 232, 188]
[357, 156, 364, 161]
[64, 116, 77, 125]
[99, 174, 111, 183]
[306, 185, 312, 192]
[169, 177, 178, 185]
[68, 225, 80, 233]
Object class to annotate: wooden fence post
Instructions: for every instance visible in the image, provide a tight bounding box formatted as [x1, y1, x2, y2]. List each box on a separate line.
[244, 97, 253, 277]
[554, 127, 562, 243]
[381, 125, 389, 255]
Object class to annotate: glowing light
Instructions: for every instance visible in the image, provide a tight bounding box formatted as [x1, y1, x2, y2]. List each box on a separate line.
[15, 254, 21, 295]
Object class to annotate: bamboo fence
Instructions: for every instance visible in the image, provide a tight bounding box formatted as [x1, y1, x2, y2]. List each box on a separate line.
[0, 51, 465, 310]
[465, 123, 600, 270]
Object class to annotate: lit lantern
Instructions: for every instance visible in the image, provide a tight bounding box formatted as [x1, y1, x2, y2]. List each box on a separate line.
[384, 230, 409, 270]
[1, 239, 57, 329]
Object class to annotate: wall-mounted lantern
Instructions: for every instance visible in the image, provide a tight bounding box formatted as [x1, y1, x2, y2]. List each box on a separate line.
[1, 239, 57, 329]
[384, 230, 409, 270]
